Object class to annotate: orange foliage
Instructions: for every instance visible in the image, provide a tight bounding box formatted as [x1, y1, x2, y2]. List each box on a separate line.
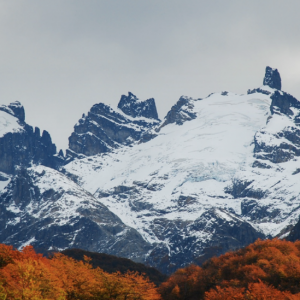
[205, 282, 300, 300]
[160, 239, 300, 300]
[159, 264, 205, 300]
[0, 244, 161, 300]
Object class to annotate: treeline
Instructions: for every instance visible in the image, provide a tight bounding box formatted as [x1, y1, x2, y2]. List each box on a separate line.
[159, 239, 300, 299]
[61, 248, 167, 286]
[1, 239, 300, 299]
[0, 244, 161, 299]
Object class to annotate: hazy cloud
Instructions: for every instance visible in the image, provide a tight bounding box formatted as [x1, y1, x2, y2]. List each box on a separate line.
[0, 0, 300, 150]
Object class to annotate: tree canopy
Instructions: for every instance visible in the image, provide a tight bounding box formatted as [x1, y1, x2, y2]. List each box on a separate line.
[159, 239, 300, 300]
[0, 244, 161, 300]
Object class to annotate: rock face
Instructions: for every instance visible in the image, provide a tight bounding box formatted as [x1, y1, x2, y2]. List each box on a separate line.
[0, 101, 25, 122]
[253, 88, 300, 164]
[270, 91, 300, 116]
[158, 96, 197, 130]
[287, 217, 300, 242]
[0, 102, 63, 174]
[263, 66, 281, 90]
[145, 209, 264, 274]
[118, 92, 159, 120]
[68, 93, 160, 157]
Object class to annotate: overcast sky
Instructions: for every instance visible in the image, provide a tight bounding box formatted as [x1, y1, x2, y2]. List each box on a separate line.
[0, 1, 300, 151]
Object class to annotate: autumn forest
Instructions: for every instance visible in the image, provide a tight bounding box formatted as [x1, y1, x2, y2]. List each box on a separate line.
[1, 239, 300, 299]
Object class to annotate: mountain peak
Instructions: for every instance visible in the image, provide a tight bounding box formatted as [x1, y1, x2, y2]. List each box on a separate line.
[0, 101, 25, 122]
[263, 66, 281, 90]
[117, 92, 159, 120]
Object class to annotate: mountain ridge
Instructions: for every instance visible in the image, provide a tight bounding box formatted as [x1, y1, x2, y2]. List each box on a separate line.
[0, 66, 300, 274]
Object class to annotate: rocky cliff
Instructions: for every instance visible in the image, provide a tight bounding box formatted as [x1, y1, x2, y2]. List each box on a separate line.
[67, 93, 160, 158]
[0, 101, 63, 174]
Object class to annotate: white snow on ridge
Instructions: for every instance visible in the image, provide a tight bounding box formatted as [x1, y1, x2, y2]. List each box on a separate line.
[14, 165, 109, 227]
[0, 110, 23, 138]
[65, 91, 282, 242]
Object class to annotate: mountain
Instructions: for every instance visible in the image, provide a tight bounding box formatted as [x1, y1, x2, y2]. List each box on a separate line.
[0, 101, 151, 263]
[67, 92, 160, 159]
[0, 67, 300, 274]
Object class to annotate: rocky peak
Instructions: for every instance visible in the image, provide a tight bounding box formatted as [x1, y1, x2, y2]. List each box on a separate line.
[0, 101, 25, 123]
[0, 103, 64, 174]
[270, 91, 300, 116]
[68, 98, 161, 157]
[117, 92, 159, 120]
[158, 96, 197, 130]
[263, 66, 281, 90]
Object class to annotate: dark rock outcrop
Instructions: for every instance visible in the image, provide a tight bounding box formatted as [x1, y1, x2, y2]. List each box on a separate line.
[287, 217, 300, 242]
[225, 178, 265, 200]
[0, 101, 25, 123]
[254, 130, 300, 164]
[263, 66, 281, 90]
[146, 208, 264, 274]
[270, 91, 300, 116]
[253, 89, 300, 164]
[158, 96, 197, 130]
[68, 93, 160, 157]
[0, 102, 63, 174]
[252, 71, 300, 164]
[247, 88, 272, 95]
[118, 92, 159, 120]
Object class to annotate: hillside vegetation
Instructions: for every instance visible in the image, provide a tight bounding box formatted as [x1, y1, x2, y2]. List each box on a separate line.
[61, 248, 167, 286]
[0, 244, 161, 300]
[159, 239, 300, 299]
[1, 239, 300, 299]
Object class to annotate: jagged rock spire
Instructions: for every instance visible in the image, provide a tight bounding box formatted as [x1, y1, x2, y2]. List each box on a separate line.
[263, 66, 281, 90]
[117, 92, 159, 120]
[0, 101, 25, 122]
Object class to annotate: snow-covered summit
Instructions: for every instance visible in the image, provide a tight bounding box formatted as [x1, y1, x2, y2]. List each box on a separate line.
[0, 105, 24, 139]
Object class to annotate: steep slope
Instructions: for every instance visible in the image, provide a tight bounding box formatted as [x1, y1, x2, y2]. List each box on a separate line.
[67, 92, 160, 159]
[63, 67, 300, 273]
[0, 165, 151, 261]
[0, 101, 64, 174]
[0, 101, 151, 263]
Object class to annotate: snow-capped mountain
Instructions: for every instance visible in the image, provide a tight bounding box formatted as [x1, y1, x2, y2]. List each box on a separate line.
[0, 67, 300, 274]
[0, 100, 151, 263]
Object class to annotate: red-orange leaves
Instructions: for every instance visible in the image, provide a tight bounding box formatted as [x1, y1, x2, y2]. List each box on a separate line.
[160, 239, 300, 300]
[205, 282, 299, 300]
[205, 286, 245, 300]
[0, 244, 161, 300]
[159, 264, 205, 300]
[1, 246, 65, 299]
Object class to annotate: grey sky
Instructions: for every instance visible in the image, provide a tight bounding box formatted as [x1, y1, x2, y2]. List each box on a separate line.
[0, 1, 300, 151]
